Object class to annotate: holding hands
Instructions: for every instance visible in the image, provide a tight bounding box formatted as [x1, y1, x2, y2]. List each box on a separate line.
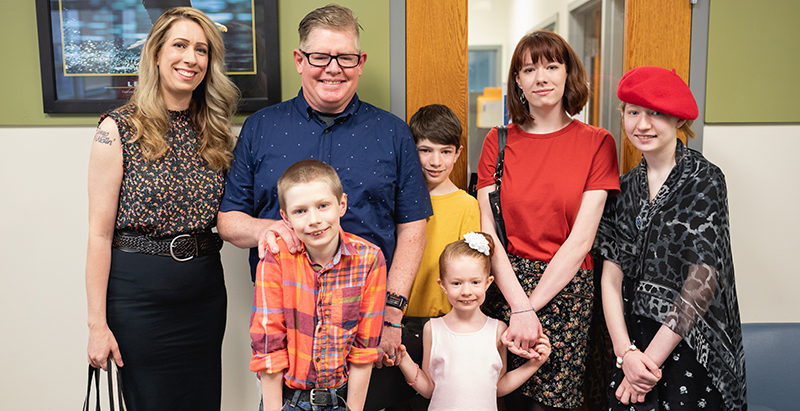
[528, 334, 551, 365]
[496, 330, 552, 397]
[378, 326, 402, 368]
[517, 333, 551, 367]
[394, 343, 410, 364]
[501, 309, 544, 360]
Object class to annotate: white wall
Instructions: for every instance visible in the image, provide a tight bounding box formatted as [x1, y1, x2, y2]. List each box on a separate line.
[0, 126, 259, 409]
[703, 124, 800, 322]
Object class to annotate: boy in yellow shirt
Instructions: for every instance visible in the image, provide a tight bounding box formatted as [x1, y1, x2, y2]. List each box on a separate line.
[404, 104, 480, 332]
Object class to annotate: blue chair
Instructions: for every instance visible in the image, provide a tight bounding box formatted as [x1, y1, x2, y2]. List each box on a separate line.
[741, 322, 800, 411]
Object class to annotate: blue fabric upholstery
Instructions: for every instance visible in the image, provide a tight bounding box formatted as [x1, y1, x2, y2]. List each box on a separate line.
[741, 322, 800, 411]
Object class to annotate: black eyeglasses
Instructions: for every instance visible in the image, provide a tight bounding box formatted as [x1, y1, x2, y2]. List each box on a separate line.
[300, 51, 361, 68]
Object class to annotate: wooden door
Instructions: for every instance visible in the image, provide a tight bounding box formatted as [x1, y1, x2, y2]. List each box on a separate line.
[622, 0, 693, 173]
[406, 0, 470, 189]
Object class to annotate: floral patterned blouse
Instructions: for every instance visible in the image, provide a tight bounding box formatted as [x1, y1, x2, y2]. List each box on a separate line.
[100, 104, 223, 237]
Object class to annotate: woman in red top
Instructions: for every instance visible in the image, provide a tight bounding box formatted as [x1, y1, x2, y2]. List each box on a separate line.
[476, 30, 619, 410]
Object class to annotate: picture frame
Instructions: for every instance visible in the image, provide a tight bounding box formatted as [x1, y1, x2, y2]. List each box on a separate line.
[35, 0, 281, 114]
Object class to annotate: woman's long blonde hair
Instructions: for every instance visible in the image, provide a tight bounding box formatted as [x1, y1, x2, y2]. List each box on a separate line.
[128, 7, 239, 172]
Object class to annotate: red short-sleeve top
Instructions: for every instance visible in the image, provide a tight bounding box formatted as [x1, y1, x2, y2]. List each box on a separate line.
[477, 120, 619, 269]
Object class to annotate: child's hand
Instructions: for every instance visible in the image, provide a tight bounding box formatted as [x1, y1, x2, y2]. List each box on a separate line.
[501, 328, 542, 360]
[395, 343, 408, 364]
[513, 332, 549, 361]
[528, 334, 551, 366]
[536, 334, 551, 357]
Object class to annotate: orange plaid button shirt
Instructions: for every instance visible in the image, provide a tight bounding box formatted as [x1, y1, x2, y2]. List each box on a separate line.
[249, 229, 386, 389]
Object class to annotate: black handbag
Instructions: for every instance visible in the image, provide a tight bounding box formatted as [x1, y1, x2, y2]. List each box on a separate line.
[83, 358, 125, 411]
[487, 126, 509, 249]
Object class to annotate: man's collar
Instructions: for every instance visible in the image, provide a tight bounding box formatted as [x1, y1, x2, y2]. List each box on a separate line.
[295, 89, 361, 122]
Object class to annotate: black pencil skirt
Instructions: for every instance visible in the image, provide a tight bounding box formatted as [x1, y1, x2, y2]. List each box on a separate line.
[107, 249, 227, 411]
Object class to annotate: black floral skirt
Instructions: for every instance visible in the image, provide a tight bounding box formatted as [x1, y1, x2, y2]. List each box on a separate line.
[608, 277, 724, 410]
[483, 253, 594, 409]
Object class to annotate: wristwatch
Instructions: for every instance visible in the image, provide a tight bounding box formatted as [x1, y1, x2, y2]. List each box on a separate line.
[385, 292, 408, 312]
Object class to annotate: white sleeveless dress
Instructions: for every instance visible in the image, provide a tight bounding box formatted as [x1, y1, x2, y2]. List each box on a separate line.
[428, 317, 502, 411]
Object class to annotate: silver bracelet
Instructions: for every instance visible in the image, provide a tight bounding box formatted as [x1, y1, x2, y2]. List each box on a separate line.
[510, 307, 535, 315]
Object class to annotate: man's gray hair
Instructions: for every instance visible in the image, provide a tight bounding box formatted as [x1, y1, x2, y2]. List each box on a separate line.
[298, 4, 362, 51]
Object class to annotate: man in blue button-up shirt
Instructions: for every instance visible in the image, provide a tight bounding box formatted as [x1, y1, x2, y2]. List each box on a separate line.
[217, 3, 432, 387]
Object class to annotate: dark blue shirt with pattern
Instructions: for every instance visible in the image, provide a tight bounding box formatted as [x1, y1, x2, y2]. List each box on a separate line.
[221, 90, 432, 280]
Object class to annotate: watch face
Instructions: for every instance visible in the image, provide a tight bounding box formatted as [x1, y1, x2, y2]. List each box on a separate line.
[386, 293, 407, 310]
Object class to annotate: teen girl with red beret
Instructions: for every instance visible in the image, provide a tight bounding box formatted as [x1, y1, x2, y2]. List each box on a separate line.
[596, 66, 746, 410]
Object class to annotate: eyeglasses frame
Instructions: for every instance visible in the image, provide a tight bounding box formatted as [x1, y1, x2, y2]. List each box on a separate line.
[300, 50, 362, 68]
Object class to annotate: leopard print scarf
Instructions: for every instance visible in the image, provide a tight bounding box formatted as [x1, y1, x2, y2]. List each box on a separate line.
[596, 140, 746, 410]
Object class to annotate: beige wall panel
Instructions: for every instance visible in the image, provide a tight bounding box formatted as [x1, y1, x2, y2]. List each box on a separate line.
[703, 124, 800, 323]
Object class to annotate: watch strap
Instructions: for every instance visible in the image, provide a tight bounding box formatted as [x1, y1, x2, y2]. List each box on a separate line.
[385, 292, 408, 311]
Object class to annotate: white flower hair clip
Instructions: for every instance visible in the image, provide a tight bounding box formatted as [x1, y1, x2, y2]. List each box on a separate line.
[463, 232, 490, 256]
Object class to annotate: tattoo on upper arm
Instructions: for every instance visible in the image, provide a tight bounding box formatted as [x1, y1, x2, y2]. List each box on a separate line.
[93, 130, 115, 146]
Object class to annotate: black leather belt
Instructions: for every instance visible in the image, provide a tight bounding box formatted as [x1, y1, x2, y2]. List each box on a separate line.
[282, 384, 347, 407]
[112, 230, 223, 261]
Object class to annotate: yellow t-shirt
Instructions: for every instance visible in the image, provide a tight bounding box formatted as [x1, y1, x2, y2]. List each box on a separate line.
[406, 189, 480, 317]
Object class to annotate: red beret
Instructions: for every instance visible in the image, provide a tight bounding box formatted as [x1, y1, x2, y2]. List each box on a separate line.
[617, 66, 698, 120]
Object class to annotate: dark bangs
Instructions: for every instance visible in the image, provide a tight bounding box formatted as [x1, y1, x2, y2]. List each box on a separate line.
[517, 31, 569, 68]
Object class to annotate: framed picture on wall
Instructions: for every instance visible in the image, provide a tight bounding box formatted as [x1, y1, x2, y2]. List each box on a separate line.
[35, 0, 280, 114]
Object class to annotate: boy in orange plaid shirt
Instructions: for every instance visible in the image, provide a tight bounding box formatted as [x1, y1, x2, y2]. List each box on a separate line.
[250, 160, 387, 411]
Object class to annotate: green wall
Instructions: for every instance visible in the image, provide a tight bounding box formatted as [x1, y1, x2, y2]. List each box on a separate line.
[706, 0, 800, 123]
[0, 0, 390, 126]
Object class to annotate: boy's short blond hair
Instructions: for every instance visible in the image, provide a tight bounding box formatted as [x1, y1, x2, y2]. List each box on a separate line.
[277, 160, 344, 212]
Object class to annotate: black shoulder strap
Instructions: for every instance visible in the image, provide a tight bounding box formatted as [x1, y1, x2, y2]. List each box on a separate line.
[493, 125, 508, 185]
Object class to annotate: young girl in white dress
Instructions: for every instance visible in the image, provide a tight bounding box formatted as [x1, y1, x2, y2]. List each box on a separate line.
[395, 232, 551, 411]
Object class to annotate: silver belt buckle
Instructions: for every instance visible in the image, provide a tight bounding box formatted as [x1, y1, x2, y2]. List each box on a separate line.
[309, 388, 330, 406]
[169, 234, 194, 262]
